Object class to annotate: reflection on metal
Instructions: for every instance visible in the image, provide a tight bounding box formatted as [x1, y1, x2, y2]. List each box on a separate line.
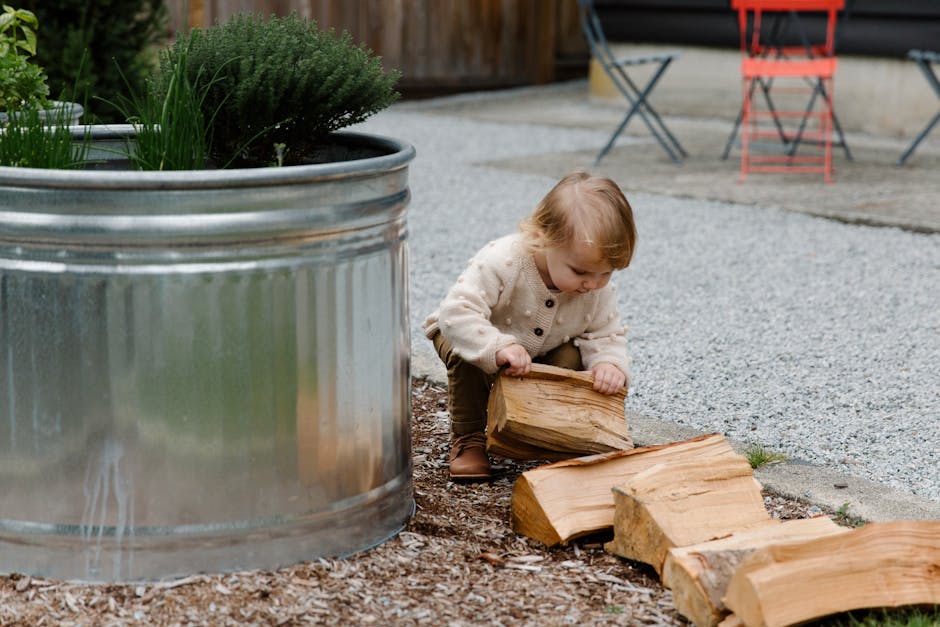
[0, 127, 415, 581]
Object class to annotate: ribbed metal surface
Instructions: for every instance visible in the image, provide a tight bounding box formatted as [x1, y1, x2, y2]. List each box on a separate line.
[0, 128, 415, 581]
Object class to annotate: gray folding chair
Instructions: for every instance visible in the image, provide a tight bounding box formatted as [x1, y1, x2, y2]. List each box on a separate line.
[577, 0, 687, 165]
[897, 50, 940, 166]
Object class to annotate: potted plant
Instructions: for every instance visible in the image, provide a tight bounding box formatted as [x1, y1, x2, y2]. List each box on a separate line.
[149, 12, 401, 168]
[0, 4, 82, 123]
[0, 12, 415, 582]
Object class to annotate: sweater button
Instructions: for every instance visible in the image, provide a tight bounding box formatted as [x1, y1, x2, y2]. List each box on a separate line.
[545, 299, 555, 308]
[534, 327, 543, 336]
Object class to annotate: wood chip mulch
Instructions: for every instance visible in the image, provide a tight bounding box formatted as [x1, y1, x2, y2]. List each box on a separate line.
[0, 380, 832, 626]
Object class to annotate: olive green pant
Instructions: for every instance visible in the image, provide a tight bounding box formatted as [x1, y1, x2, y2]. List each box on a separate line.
[431, 331, 583, 436]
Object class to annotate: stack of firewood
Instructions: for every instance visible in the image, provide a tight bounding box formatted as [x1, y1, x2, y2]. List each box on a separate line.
[490, 367, 940, 627]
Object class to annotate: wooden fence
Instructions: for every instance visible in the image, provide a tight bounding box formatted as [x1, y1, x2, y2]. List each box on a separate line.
[164, 0, 586, 93]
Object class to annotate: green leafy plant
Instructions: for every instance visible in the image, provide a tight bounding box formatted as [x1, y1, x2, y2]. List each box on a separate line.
[832, 502, 866, 528]
[0, 103, 88, 168]
[744, 444, 788, 469]
[0, 4, 49, 110]
[154, 12, 401, 167]
[0, 4, 38, 58]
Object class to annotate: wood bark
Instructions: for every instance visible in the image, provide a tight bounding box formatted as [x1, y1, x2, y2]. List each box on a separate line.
[662, 516, 848, 627]
[486, 363, 631, 461]
[723, 521, 940, 627]
[510, 433, 736, 547]
[604, 454, 773, 576]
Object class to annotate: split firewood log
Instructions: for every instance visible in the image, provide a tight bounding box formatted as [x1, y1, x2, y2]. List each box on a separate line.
[662, 516, 848, 627]
[511, 433, 737, 547]
[723, 520, 940, 627]
[486, 363, 631, 461]
[605, 454, 773, 576]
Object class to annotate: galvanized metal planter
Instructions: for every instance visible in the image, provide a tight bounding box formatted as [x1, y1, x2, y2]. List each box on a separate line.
[0, 100, 84, 125]
[0, 126, 416, 582]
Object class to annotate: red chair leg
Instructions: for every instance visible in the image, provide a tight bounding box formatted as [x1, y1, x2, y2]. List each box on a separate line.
[740, 78, 751, 182]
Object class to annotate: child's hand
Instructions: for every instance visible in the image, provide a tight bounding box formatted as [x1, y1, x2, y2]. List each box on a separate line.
[496, 344, 532, 376]
[591, 362, 627, 395]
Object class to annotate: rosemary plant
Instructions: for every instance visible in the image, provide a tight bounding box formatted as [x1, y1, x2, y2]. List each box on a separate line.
[154, 12, 400, 167]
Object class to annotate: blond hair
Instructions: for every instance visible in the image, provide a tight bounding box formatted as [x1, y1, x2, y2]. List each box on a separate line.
[520, 171, 637, 269]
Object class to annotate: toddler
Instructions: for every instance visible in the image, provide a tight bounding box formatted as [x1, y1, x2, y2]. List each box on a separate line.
[423, 171, 636, 480]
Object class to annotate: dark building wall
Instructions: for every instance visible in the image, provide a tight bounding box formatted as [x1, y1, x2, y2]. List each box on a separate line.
[595, 0, 940, 58]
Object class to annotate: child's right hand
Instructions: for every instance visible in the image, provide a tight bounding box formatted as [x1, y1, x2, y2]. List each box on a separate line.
[496, 344, 532, 376]
[591, 362, 627, 396]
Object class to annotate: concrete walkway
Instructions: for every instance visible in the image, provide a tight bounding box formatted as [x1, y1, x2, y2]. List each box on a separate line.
[359, 79, 940, 524]
[403, 80, 940, 234]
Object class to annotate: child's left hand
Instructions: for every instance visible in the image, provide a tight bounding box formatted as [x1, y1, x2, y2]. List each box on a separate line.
[591, 362, 627, 395]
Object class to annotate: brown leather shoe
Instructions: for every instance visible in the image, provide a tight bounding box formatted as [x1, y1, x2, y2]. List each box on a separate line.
[449, 432, 491, 481]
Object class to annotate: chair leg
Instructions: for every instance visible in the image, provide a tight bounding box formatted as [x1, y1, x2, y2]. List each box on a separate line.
[595, 95, 681, 165]
[824, 77, 834, 183]
[635, 98, 688, 160]
[725, 74, 853, 162]
[897, 57, 940, 166]
[831, 110, 853, 161]
[740, 78, 752, 182]
[793, 76, 853, 161]
[757, 77, 791, 147]
[620, 63, 689, 159]
[897, 110, 940, 166]
[721, 105, 745, 160]
[594, 106, 639, 165]
[596, 60, 685, 165]
[723, 76, 788, 159]
[739, 72, 837, 182]
[786, 80, 823, 157]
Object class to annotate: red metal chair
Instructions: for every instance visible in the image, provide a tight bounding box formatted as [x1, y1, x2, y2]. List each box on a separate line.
[732, 0, 844, 182]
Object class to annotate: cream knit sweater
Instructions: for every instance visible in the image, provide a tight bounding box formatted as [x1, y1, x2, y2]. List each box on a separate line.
[423, 234, 631, 377]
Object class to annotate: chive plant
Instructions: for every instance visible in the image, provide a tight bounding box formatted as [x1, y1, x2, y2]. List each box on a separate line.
[110, 38, 213, 171]
[0, 105, 88, 168]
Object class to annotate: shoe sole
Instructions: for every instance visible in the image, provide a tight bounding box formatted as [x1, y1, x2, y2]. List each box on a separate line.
[449, 473, 492, 482]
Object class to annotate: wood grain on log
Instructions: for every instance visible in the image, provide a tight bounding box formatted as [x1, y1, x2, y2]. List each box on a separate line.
[663, 516, 848, 627]
[511, 434, 737, 547]
[605, 454, 773, 576]
[723, 521, 940, 627]
[487, 363, 631, 461]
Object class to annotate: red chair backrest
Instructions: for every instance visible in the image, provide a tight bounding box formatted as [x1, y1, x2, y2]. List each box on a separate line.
[732, 0, 844, 59]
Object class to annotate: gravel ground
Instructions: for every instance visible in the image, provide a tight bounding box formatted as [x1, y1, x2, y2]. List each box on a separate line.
[354, 106, 940, 503]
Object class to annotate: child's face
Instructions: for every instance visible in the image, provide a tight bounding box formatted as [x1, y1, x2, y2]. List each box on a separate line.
[542, 241, 614, 295]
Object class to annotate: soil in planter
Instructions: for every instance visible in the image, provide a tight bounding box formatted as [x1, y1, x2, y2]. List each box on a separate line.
[77, 136, 392, 171]
[298, 139, 390, 165]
